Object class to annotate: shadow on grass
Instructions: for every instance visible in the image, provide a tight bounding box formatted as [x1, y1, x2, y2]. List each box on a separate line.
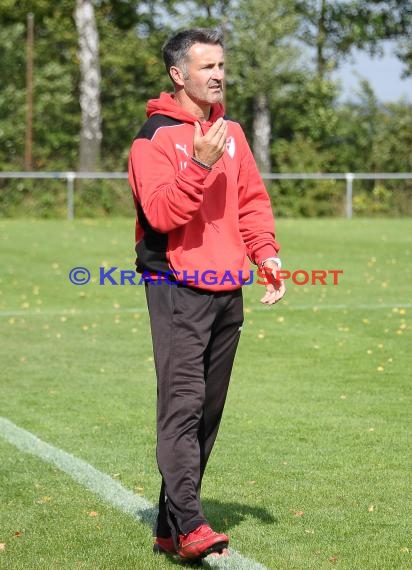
[137, 499, 277, 533]
[203, 498, 277, 532]
[137, 499, 277, 532]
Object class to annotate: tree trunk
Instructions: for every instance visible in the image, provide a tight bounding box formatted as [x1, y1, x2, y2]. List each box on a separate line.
[74, 0, 102, 171]
[253, 93, 271, 173]
[316, 0, 327, 80]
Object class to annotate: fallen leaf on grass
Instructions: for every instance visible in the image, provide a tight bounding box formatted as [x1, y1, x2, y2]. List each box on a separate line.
[0, 543, 6, 551]
[14, 531, 23, 538]
[368, 505, 374, 512]
[294, 510, 305, 517]
[88, 511, 98, 517]
[329, 555, 338, 563]
[36, 496, 52, 504]
[400, 547, 409, 553]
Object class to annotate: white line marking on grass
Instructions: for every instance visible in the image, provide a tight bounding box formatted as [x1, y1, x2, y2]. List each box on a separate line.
[1, 302, 411, 318]
[0, 416, 155, 524]
[0, 417, 268, 570]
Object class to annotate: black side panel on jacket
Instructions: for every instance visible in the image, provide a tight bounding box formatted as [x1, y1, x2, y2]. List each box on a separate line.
[133, 114, 182, 274]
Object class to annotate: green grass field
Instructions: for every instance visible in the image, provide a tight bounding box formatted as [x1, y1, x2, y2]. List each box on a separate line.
[1, 218, 411, 570]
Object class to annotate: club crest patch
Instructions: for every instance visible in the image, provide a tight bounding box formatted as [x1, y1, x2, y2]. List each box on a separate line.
[226, 136, 236, 158]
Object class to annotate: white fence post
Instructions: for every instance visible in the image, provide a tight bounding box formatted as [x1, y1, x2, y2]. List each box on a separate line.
[66, 172, 76, 221]
[345, 173, 354, 219]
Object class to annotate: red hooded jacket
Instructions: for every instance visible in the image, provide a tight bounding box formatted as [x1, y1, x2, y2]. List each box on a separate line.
[128, 92, 280, 291]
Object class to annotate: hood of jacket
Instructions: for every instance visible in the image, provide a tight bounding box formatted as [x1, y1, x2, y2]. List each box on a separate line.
[146, 92, 225, 125]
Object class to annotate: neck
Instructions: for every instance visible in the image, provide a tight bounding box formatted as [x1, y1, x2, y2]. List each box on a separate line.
[173, 88, 211, 121]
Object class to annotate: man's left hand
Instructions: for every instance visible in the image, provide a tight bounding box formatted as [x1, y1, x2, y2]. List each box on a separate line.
[259, 260, 286, 306]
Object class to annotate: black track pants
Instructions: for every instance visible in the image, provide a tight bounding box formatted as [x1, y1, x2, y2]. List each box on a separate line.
[144, 282, 243, 540]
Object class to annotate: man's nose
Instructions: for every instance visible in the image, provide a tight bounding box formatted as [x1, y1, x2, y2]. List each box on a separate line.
[212, 67, 225, 81]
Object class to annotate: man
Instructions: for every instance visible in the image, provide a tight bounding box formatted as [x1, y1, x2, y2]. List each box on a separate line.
[128, 28, 285, 561]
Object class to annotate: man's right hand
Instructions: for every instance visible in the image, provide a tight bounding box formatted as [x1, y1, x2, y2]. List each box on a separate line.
[193, 118, 227, 167]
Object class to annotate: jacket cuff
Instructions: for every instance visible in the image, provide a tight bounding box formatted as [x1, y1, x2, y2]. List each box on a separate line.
[254, 245, 280, 267]
[181, 157, 213, 184]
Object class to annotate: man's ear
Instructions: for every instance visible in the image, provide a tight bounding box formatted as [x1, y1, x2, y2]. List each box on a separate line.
[169, 66, 185, 86]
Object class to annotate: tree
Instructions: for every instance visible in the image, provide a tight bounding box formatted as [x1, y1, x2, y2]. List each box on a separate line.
[227, 0, 299, 172]
[0, 1, 80, 170]
[361, 1, 412, 77]
[296, 0, 412, 80]
[74, 0, 102, 171]
[0, 22, 26, 169]
[164, 0, 232, 26]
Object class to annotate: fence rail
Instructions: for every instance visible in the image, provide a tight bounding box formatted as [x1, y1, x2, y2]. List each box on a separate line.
[1, 171, 411, 220]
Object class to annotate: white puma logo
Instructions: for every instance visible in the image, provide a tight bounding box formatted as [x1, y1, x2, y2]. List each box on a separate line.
[175, 143, 189, 157]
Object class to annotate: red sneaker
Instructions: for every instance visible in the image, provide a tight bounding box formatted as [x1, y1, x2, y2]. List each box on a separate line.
[153, 536, 176, 555]
[177, 524, 229, 559]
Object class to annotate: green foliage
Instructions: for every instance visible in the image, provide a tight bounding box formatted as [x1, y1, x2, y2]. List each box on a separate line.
[269, 78, 412, 216]
[98, 17, 171, 170]
[74, 180, 133, 217]
[0, 23, 26, 169]
[0, 2, 79, 170]
[332, 83, 412, 216]
[0, 0, 411, 218]
[226, 0, 300, 134]
[0, 179, 68, 219]
[269, 136, 344, 217]
[296, 0, 412, 77]
[0, 178, 133, 219]
[352, 184, 412, 217]
[273, 77, 340, 148]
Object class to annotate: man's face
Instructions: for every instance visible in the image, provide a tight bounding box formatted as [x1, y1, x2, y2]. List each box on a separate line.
[180, 43, 225, 106]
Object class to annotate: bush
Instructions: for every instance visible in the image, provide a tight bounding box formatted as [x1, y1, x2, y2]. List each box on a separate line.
[0, 178, 134, 219]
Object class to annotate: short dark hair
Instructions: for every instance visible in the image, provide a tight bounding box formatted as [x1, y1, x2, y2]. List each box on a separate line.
[162, 28, 224, 77]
